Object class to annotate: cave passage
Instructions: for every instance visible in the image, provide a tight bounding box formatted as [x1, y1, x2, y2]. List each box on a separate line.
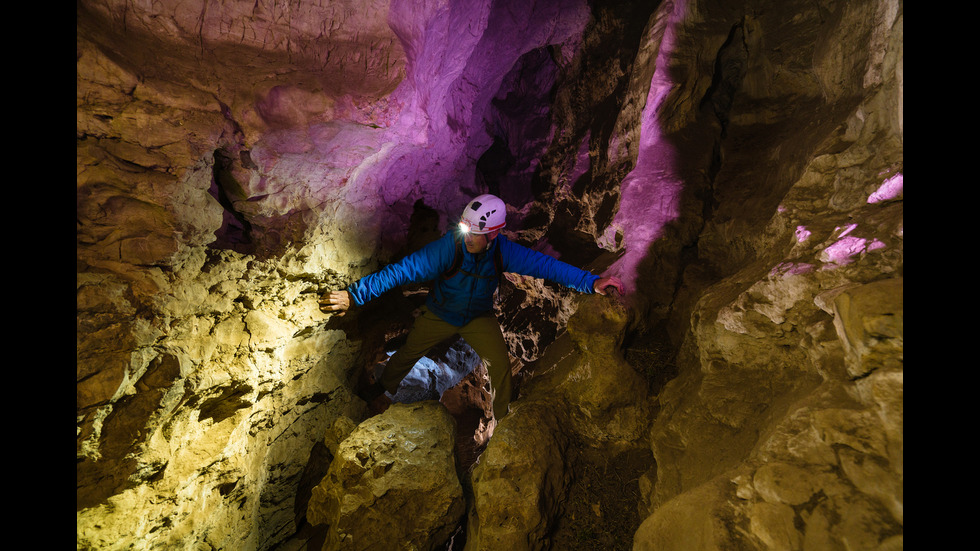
[77, 0, 902, 548]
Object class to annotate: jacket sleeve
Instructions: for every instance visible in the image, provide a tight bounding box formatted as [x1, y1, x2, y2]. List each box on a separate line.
[498, 237, 599, 294]
[347, 232, 457, 306]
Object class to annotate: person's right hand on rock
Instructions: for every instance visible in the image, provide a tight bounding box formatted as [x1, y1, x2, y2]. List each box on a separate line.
[319, 290, 351, 316]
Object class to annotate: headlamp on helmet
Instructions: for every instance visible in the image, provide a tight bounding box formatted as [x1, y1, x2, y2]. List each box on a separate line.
[458, 194, 507, 235]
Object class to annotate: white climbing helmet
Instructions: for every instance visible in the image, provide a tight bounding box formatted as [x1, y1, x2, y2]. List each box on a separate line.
[458, 194, 507, 234]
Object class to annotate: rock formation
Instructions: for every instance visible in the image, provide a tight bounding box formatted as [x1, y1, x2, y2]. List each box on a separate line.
[465, 295, 649, 550]
[307, 402, 465, 550]
[77, 0, 902, 549]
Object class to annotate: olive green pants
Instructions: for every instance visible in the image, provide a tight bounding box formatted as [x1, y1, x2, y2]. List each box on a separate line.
[379, 307, 512, 419]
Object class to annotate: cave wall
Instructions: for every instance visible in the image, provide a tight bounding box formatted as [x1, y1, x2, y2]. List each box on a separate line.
[77, 0, 902, 549]
[625, 1, 903, 549]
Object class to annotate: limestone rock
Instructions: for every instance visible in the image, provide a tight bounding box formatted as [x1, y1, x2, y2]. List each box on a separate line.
[464, 294, 649, 550]
[751, 462, 820, 506]
[323, 415, 359, 457]
[830, 278, 903, 378]
[528, 294, 649, 445]
[76, 246, 368, 550]
[631, 0, 902, 547]
[633, 475, 751, 551]
[464, 401, 570, 551]
[307, 401, 465, 550]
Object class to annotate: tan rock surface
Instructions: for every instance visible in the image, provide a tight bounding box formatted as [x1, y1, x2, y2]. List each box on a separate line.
[307, 401, 465, 550]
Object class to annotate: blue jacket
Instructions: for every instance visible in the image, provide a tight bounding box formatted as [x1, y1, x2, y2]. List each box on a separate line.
[347, 230, 600, 326]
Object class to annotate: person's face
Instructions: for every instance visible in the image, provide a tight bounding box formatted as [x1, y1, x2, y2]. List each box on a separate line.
[463, 230, 495, 253]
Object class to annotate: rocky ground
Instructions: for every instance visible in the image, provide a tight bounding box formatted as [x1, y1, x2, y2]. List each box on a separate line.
[548, 442, 653, 550]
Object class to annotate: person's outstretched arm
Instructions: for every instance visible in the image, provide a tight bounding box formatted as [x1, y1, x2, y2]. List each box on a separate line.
[499, 237, 624, 295]
[319, 232, 456, 315]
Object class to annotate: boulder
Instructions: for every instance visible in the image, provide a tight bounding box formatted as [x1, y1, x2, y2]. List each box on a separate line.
[464, 401, 570, 551]
[308, 401, 465, 550]
[464, 294, 649, 550]
[830, 278, 903, 379]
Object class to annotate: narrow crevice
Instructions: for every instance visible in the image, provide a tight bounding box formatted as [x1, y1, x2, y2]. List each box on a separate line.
[699, 19, 748, 220]
[698, 20, 748, 141]
[208, 147, 255, 255]
[658, 19, 751, 338]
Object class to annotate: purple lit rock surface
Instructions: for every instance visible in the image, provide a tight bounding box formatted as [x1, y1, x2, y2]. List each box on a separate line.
[234, 0, 593, 255]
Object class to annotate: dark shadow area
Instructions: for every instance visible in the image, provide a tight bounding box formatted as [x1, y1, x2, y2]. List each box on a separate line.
[539, 0, 665, 268]
[477, 45, 559, 221]
[622, 322, 679, 398]
[208, 147, 255, 255]
[209, 144, 327, 261]
[549, 444, 655, 550]
[290, 441, 332, 550]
